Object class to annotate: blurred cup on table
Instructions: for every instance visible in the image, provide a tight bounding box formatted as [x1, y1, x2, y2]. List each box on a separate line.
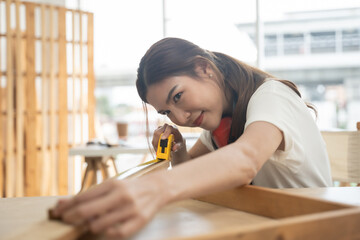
[117, 121, 128, 140]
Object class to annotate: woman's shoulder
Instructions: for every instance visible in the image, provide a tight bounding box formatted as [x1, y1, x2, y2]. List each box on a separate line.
[255, 79, 297, 96]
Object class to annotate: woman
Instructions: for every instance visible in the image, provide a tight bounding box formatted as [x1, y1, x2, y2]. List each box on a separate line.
[53, 38, 332, 239]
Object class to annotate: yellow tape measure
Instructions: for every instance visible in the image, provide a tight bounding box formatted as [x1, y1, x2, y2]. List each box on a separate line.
[156, 133, 174, 160]
[115, 134, 173, 178]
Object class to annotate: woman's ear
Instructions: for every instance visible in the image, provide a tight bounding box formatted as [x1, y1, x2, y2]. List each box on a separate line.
[194, 60, 213, 78]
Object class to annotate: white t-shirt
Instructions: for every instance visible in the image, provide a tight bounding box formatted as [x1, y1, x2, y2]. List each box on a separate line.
[199, 80, 332, 188]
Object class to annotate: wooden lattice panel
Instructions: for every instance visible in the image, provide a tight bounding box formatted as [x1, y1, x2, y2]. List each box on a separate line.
[0, 0, 95, 197]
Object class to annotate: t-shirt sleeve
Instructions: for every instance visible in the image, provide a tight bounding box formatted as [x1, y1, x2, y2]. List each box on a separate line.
[244, 87, 299, 163]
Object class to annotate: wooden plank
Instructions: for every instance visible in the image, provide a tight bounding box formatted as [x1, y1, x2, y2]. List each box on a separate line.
[25, 2, 39, 196]
[5, 0, 15, 198]
[0, 195, 87, 240]
[58, 6, 69, 196]
[40, 3, 49, 196]
[2, 197, 274, 240]
[71, 10, 76, 147]
[15, 0, 24, 197]
[171, 207, 360, 240]
[283, 187, 360, 206]
[87, 13, 95, 139]
[3, 157, 360, 240]
[196, 185, 351, 219]
[117, 160, 170, 180]
[71, 9, 77, 194]
[49, 4, 57, 196]
[5, 220, 87, 240]
[0, 0, 3, 198]
[79, 11, 83, 144]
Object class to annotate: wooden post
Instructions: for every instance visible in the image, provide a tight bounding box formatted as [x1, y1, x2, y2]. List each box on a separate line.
[15, 0, 24, 197]
[25, 2, 39, 196]
[71, 9, 77, 193]
[58, 7, 69, 195]
[79, 11, 84, 144]
[87, 13, 95, 139]
[49, 5, 57, 196]
[40, 4, 48, 196]
[72, 10, 76, 147]
[0, 0, 3, 198]
[6, 0, 15, 198]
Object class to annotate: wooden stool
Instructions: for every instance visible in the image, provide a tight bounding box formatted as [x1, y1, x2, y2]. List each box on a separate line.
[80, 156, 118, 192]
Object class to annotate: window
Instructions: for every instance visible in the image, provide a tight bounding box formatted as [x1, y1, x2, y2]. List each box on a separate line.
[310, 31, 336, 53]
[264, 34, 277, 56]
[342, 29, 360, 52]
[283, 33, 304, 55]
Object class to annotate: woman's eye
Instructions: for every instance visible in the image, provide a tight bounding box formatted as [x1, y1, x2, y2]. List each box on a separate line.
[173, 92, 182, 103]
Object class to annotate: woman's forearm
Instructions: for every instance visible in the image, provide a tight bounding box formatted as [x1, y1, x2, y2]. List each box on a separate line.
[145, 141, 259, 207]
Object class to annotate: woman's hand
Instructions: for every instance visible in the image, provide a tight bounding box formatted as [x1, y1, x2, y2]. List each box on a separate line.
[52, 176, 168, 239]
[152, 124, 189, 164]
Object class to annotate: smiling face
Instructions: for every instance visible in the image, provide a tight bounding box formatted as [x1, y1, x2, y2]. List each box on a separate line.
[146, 67, 232, 131]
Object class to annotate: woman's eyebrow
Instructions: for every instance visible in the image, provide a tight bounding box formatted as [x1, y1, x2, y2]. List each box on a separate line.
[166, 85, 178, 104]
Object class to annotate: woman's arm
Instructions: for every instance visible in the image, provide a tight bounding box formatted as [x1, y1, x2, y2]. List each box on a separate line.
[157, 120, 284, 202]
[52, 121, 283, 239]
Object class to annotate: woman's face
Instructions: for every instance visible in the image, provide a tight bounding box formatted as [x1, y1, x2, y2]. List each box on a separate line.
[146, 70, 231, 131]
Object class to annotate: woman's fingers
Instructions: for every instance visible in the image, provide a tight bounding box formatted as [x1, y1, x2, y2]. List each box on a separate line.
[88, 201, 135, 233]
[53, 179, 117, 218]
[152, 124, 184, 150]
[62, 180, 133, 225]
[162, 124, 174, 139]
[152, 124, 168, 149]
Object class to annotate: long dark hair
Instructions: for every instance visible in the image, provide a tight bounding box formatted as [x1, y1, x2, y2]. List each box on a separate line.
[136, 37, 316, 140]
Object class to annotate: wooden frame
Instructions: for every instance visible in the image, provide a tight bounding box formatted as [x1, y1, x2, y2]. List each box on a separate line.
[4, 160, 360, 240]
[0, 0, 95, 197]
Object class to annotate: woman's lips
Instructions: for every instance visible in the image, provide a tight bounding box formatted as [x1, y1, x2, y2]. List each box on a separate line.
[193, 112, 204, 127]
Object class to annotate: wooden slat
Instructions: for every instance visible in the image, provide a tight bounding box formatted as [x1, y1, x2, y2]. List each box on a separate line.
[0, 0, 4, 198]
[0, 13, 3, 204]
[87, 13, 95, 139]
[71, 10, 76, 147]
[196, 185, 351, 219]
[40, 4, 49, 196]
[25, 2, 39, 196]
[58, 6, 69, 195]
[79, 11, 83, 144]
[172, 207, 360, 240]
[5, 220, 87, 240]
[70, 10, 77, 194]
[15, 0, 24, 197]
[117, 160, 170, 180]
[49, 5, 57, 196]
[5, 0, 15, 198]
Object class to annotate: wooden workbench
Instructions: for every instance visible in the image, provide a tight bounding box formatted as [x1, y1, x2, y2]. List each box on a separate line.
[2, 186, 360, 240]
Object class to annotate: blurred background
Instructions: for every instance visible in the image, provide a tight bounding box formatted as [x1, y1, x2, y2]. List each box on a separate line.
[69, 0, 360, 141]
